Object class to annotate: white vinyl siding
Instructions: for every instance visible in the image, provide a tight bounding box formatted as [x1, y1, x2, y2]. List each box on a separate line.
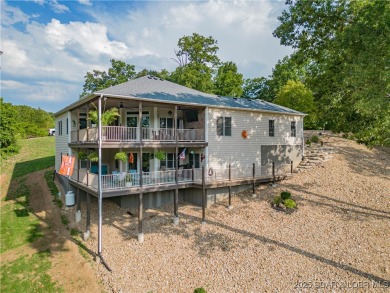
[55, 113, 71, 171]
[207, 108, 303, 173]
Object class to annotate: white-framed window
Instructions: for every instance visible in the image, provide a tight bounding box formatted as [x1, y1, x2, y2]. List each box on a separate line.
[291, 121, 296, 137]
[217, 117, 232, 136]
[58, 121, 63, 136]
[269, 120, 275, 137]
[160, 153, 176, 169]
[160, 117, 173, 129]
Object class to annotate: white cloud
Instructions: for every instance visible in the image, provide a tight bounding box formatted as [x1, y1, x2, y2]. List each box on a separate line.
[32, 0, 45, 5]
[89, 1, 291, 78]
[1, 1, 30, 26]
[2, 1, 292, 113]
[2, 19, 130, 83]
[49, 0, 70, 14]
[78, 0, 92, 6]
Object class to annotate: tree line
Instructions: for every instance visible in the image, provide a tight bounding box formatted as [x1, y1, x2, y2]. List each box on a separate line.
[0, 98, 54, 159]
[81, 1, 389, 147]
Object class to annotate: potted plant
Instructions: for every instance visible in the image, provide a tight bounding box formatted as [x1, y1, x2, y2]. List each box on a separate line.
[77, 151, 87, 161]
[87, 151, 99, 162]
[114, 151, 127, 163]
[88, 104, 120, 126]
[155, 150, 166, 161]
[88, 103, 120, 140]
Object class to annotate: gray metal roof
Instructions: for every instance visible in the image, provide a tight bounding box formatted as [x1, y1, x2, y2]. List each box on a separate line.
[94, 75, 304, 115]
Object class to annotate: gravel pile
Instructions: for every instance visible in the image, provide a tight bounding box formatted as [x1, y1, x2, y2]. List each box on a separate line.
[67, 136, 390, 292]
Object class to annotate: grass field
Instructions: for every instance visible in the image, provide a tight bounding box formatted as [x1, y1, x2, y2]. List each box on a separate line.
[0, 136, 55, 179]
[0, 180, 43, 253]
[0, 250, 62, 292]
[0, 136, 62, 292]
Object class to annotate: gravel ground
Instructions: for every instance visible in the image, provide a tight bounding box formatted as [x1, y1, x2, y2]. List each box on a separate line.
[67, 136, 390, 292]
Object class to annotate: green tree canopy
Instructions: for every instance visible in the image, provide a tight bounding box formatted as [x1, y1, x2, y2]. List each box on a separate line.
[170, 33, 221, 93]
[174, 33, 220, 68]
[0, 98, 20, 158]
[80, 59, 136, 99]
[214, 62, 243, 97]
[275, 80, 316, 128]
[274, 0, 390, 146]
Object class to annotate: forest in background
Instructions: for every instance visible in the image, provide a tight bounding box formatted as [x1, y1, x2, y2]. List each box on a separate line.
[0, 98, 54, 159]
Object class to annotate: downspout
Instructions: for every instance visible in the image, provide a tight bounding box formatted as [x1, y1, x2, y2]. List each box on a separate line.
[97, 95, 112, 271]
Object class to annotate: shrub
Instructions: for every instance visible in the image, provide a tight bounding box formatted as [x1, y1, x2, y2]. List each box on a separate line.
[273, 196, 282, 206]
[310, 135, 319, 143]
[283, 198, 297, 209]
[194, 288, 207, 293]
[280, 191, 291, 200]
[272, 191, 297, 210]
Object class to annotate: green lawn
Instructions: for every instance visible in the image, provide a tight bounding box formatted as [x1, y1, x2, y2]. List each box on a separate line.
[0, 136, 61, 292]
[0, 136, 55, 179]
[0, 181, 43, 253]
[1, 250, 62, 293]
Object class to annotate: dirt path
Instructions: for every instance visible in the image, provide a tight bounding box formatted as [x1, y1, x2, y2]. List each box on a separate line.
[2, 169, 104, 293]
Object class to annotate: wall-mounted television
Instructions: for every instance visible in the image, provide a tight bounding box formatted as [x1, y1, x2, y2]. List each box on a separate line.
[186, 110, 198, 122]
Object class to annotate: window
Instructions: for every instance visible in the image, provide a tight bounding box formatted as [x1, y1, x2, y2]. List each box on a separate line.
[291, 121, 296, 137]
[269, 120, 275, 137]
[66, 118, 69, 134]
[217, 117, 232, 136]
[160, 153, 176, 169]
[160, 117, 173, 129]
[79, 113, 87, 129]
[58, 121, 63, 136]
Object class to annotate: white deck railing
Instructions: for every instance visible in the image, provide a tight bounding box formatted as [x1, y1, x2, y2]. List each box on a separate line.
[69, 163, 293, 191]
[71, 126, 205, 143]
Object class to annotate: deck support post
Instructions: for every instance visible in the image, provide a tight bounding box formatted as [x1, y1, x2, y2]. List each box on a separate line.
[84, 192, 91, 241]
[173, 146, 179, 225]
[201, 167, 206, 224]
[138, 146, 144, 243]
[75, 188, 81, 223]
[228, 164, 233, 210]
[272, 162, 276, 187]
[139, 102, 143, 143]
[96, 96, 111, 271]
[252, 163, 256, 198]
[97, 96, 103, 255]
[138, 192, 144, 243]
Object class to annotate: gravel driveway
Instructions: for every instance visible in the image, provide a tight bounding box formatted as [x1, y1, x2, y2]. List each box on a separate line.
[71, 136, 390, 292]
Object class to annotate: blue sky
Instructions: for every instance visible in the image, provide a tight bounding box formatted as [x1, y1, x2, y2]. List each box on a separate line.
[1, 0, 292, 113]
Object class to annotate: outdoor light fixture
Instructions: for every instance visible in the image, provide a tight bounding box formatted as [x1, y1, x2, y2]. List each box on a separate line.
[168, 110, 173, 116]
[119, 102, 124, 109]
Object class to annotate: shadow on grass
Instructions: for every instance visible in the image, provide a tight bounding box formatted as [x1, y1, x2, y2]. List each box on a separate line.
[11, 156, 55, 180]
